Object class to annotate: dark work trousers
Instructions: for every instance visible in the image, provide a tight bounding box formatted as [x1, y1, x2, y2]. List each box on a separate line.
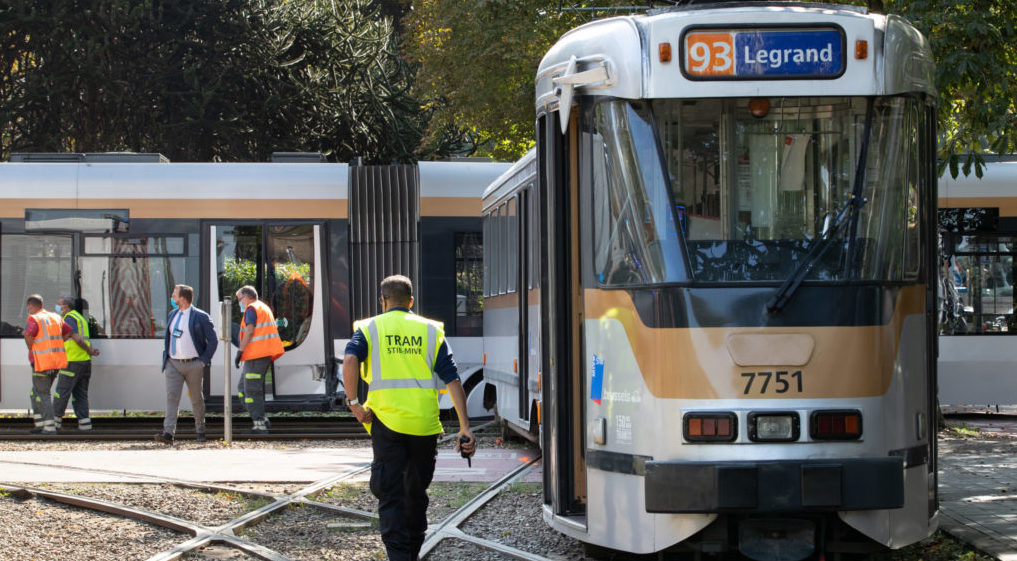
[53, 361, 91, 422]
[370, 418, 439, 561]
[30, 369, 59, 429]
[238, 357, 272, 430]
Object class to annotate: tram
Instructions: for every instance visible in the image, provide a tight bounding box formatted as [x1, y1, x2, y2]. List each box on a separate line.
[938, 157, 1017, 406]
[0, 153, 509, 415]
[484, 3, 938, 559]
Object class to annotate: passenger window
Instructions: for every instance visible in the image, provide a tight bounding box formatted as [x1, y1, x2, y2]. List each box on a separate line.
[217, 224, 315, 351]
[454, 232, 483, 336]
[78, 234, 198, 338]
[0, 234, 74, 337]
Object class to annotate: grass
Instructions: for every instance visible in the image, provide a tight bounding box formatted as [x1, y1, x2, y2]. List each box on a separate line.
[429, 481, 490, 510]
[946, 424, 981, 437]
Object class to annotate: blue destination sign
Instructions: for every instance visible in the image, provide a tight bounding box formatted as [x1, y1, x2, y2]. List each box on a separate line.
[684, 28, 845, 79]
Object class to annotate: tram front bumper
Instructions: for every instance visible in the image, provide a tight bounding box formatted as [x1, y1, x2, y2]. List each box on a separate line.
[643, 458, 904, 513]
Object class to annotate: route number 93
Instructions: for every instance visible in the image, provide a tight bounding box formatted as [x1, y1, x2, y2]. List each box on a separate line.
[741, 370, 803, 394]
[684, 32, 736, 76]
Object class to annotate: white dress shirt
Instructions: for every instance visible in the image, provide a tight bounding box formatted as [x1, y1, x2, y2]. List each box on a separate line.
[169, 307, 199, 359]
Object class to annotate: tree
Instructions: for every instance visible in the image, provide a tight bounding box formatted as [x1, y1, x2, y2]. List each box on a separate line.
[406, 1, 1017, 169]
[0, 0, 446, 163]
[884, 0, 1017, 177]
[405, 1, 631, 160]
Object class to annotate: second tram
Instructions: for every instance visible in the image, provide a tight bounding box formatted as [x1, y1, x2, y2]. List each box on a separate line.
[0, 153, 509, 415]
[484, 3, 939, 559]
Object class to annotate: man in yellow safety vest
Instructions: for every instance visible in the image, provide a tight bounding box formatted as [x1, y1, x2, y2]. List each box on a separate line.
[52, 295, 100, 431]
[343, 275, 475, 561]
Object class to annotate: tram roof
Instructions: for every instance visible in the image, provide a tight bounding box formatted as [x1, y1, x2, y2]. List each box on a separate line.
[482, 149, 537, 211]
[0, 159, 512, 201]
[536, 3, 935, 113]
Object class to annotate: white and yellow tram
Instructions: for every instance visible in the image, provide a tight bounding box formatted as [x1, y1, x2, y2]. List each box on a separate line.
[0, 153, 509, 415]
[484, 3, 938, 559]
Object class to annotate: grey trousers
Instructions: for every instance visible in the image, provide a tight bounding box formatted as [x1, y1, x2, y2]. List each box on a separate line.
[53, 361, 91, 421]
[163, 358, 206, 435]
[238, 357, 272, 425]
[30, 370, 59, 425]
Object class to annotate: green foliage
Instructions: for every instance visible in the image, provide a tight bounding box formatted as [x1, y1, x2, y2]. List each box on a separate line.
[884, 0, 1017, 177]
[405, 1, 638, 160]
[0, 0, 454, 162]
[408, 1, 1017, 170]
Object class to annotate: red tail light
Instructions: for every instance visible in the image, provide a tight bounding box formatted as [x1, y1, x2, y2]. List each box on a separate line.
[684, 412, 737, 442]
[810, 410, 862, 440]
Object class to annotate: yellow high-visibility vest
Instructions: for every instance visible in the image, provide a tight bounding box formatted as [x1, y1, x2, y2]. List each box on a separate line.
[355, 310, 444, 436]
[63, 310, 92, 362]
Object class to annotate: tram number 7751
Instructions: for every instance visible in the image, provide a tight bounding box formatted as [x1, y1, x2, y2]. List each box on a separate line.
[741, 371, 803, 394]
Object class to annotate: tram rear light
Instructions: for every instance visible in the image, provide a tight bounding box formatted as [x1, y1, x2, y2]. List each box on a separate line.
[659, 42, 672, 63]
[855, 40, 868, 60]
[683, 412, 737, 442]
[748, 412, 799, 442]
[810, 410, 862, 440]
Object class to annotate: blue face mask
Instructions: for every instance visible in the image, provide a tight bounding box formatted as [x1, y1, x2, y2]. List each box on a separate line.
[54, 304, 62, 314]
[169, 298, 179, 310]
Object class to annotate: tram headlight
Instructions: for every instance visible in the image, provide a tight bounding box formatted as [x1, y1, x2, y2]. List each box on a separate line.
[748, 412, 800, 442]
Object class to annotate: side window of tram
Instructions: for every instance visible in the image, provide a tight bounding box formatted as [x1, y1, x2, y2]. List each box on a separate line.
[217, 225, 314, 350]
[78, 234, 199, 338]
[454, 232, 483, 336]
[0, 234, 73, 337]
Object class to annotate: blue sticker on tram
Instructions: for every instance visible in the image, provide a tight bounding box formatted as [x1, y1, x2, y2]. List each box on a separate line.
[591, 355, 604, 405]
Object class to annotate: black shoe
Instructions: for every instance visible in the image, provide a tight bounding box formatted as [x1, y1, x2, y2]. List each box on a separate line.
[195, 432, 207, 443]
[154, 432, 174, 444]
[30, 427, 55, 435]
[250, 428, 269, 435]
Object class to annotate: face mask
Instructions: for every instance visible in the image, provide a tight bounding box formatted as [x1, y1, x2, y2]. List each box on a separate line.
[54, 304, 62, 314]
[170, 298, 179, 310]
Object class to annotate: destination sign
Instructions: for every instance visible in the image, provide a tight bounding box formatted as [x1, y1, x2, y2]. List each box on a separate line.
[682, 28, 844, 79]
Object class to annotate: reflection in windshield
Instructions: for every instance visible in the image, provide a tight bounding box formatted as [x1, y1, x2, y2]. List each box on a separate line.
[586, 97, 924, 285]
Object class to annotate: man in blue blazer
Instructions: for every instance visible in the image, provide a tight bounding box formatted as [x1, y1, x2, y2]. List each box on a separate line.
[157, 284, 218, 444]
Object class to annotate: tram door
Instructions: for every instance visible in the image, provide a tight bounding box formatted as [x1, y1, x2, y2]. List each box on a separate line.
[206, 223, 329, 406]
[540, 112, 588, 519]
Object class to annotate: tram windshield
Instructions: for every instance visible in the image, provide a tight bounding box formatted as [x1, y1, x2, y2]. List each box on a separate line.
[588, 96, 924, 285]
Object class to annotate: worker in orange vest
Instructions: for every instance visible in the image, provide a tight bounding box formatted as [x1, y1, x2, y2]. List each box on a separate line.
[234, 285, 285, 434]
[23, 294, 70, 435]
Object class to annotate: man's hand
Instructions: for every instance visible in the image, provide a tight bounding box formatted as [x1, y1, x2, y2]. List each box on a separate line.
[89, 347, 100, 357]
[351, 403, 374, 424]
[456, 429, 476, 458]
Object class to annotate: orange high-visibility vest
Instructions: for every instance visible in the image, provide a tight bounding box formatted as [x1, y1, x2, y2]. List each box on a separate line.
[240, 300, 285, 361]
[30, 310, 68, 372]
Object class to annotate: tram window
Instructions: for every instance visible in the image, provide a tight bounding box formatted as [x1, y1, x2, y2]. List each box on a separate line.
[587, 95, 928, 284]
[588, 101, 686, 285]
[78, 234, 199, 338]
[948, 236, 1016, 335]
[483, 213, 492, 297]
[454, 232, 483, 336]
[1, 235, 73, 337]
[507, 197, 518, 294]
[217, 225, 315, 351]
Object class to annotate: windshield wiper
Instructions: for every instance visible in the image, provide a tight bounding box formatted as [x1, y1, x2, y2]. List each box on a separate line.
[766, 99, 875, 314]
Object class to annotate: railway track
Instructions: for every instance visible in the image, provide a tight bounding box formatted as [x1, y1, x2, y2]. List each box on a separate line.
[0, 415, 372, 441]
[0, 423, 555, 561]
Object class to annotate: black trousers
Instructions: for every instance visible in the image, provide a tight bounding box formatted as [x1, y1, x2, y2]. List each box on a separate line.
[370, 419, 438, 561]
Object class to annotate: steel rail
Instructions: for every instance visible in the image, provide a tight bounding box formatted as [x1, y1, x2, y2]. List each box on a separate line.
[419, 454, 541, 560]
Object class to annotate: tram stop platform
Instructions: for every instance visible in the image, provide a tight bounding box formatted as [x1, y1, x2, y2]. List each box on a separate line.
[0, 444, 542, 485]
[940, 414, 1017, 561]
